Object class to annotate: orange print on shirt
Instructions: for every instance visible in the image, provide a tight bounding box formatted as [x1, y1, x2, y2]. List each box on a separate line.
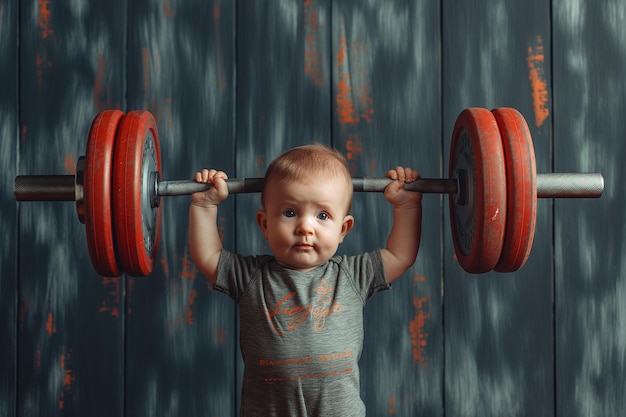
[265, 279, 343, 336]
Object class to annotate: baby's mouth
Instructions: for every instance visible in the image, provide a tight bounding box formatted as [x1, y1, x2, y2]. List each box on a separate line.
[294, 243, 314, 250]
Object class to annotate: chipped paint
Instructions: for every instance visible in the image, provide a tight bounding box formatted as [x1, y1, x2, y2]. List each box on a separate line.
[58, 350, 75, 410]
[99, 277, 121, 318]
[335, 37, 374, 127]
[304, 0, 325, 87]
[388, 396, 395, 415]
[163, 0, 176, 17]
[37, 0, 53, 39]
[527, 37, 550, 127]
[92, 55, 112, 110]
[213, 3, 228, 92]
[63, 153, 76, 174]
[46, 311, 56, 337]
[409, 273, 430, 369]
[36, 53, 52, 88]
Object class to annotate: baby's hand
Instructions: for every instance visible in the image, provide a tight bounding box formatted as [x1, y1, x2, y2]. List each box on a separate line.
[384, 166, 422, 208]
[191, 169, 229, 207]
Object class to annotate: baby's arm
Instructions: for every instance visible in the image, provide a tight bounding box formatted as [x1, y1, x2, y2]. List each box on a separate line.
[380, 166, 423, 283]
[188, 169, 229, 283]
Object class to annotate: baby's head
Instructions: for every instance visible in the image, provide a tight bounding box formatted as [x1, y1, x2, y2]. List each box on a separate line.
[257, 144, 355, 271]
[261, 143, 353, 213]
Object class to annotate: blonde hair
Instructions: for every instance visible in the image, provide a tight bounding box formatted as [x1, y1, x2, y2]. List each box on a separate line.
[261, 143, 353, 211]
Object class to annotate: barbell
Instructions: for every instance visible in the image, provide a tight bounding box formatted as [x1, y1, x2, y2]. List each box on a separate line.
[13, 108, 604, 277]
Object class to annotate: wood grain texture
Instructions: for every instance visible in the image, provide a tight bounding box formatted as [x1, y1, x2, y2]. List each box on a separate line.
[235, 0, 332, 411]
[0, 0, 18, 415]
[442, 1, 554, 415]
[17, 1, 126, 415]
[331, 1, 442, 415]
[124, 1, 236, 415]
[7, 1, 624, 415]
[553, 1, 626, 415]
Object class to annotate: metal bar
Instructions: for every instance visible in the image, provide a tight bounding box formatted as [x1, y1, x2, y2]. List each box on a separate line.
[353, 177, 458, 193]
[158, 177, 458, 196]
[14, 172, 605, 201]
[536, 173, 604, 198]
[158, 178, 265, 196]
[13, 175, 76, 201]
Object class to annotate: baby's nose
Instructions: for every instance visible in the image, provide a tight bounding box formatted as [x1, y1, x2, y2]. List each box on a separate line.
[296, 217, 315, 235]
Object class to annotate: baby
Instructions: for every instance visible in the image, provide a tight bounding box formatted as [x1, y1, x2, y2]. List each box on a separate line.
[189, 143, 422, 416]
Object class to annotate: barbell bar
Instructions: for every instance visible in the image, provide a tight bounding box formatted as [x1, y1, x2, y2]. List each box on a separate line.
[13, 108, 604, 276]
[13, 169, 603, 200]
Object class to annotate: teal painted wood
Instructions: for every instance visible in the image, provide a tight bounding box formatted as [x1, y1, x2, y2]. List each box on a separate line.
[8, 1, 622, 416]
[17, 1, 126, 415]
[331, 1, 443, 415]
[0, 0, 18, 415]
[442, 1, 554, 415]
[234, 0, 333, 412]
[553, 1, 626, 415]
[124, 1, 237, 415]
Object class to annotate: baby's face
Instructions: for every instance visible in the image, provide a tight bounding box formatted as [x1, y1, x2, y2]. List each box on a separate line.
[256, 175, 354, 272]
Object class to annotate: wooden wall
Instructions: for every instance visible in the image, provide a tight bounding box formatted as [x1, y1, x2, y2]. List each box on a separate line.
[2, 0, 623, 415]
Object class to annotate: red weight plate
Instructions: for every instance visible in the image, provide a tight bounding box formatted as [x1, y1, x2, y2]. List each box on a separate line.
[113, 111, 162, 276]
[84, 110, 125, 277]
[492, 108, 537, 272]
[449, 108, 506, 273]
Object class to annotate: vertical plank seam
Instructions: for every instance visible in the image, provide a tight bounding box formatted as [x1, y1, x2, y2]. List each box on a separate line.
[233, 0, 241, 413]
[15, 0, 23, 415]
[439, 0, 446, 416]
[13, 2, 23, 417]
[548, 0, 557, 416]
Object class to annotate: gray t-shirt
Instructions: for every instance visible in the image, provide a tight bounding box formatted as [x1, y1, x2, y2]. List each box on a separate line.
[214, 249, 390, 416]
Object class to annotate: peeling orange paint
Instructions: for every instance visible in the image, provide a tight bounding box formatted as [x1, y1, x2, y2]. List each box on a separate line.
[336, 75, 360, 126]
[93, 55, 110, 111]
[345, 135, 363, 161]
[38, 0, 54, 39]
[409, 273, 430, 369]
[163, 0, 176, 17]
[527, 37, 549, 128]
[58, 350, 75, 410]
[185, 289, 197, 325]
[304, 0, 325, 87]
[344, 134, 363, 175]
[215, 329, 227, 345]
[35, 348, 42, 370]
[180, 245, 196, 280]
[99, 277, 121, 318]
[19, 295, 30, 330]
[388, 396, 396, 415]
[46, 311, 56, 336]
[161, 255, 169, 277]
[144, 97, 174, 129]
[213, 3, 228, 91]
[126, 278, 136, 315]
[36, 53, 53, 88]
[335, 36, 374, 127]
[358, 87, 374, 123]
[256, 154, 266, 177]
[64, 153, 76, 175]
[142, 47, 151, 93]
[336, 40, 357, 125]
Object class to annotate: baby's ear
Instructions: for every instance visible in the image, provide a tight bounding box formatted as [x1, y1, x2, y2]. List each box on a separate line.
[256, 210, 269, 238]
[339, 214, 355, 243]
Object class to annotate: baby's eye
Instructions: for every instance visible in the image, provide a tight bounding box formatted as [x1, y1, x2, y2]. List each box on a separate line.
[283, 210, 296, 218]
[317, 212, 329, 221]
